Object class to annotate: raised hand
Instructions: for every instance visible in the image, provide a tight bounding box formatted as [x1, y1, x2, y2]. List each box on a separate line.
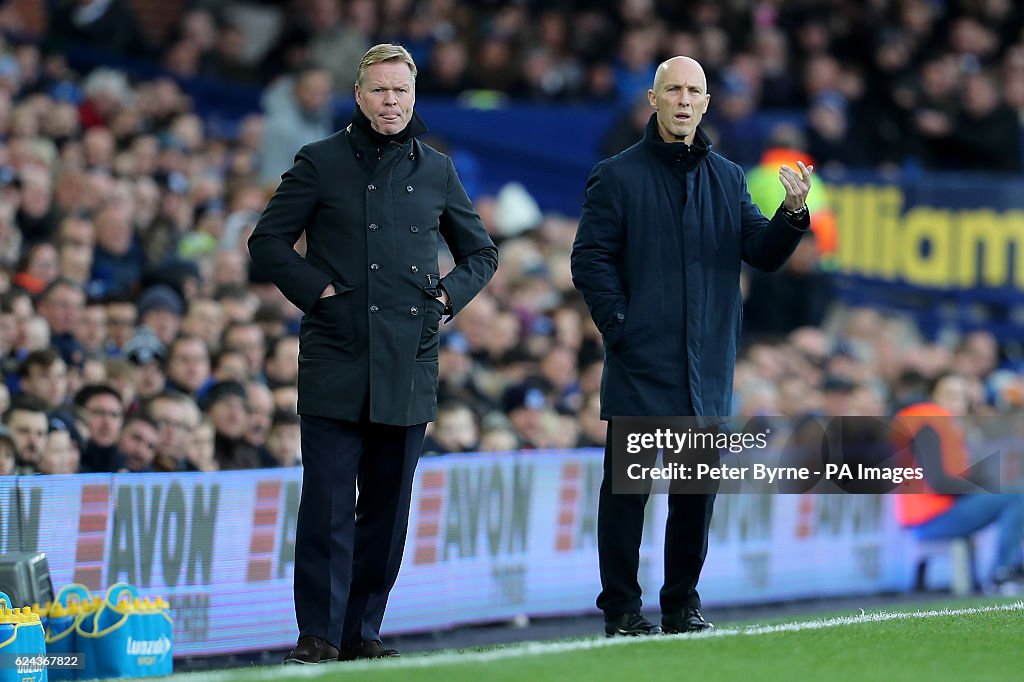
[779, 161, 813, 211]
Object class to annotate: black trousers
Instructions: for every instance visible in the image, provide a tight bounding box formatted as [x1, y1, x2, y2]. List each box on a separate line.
[597, 420, 716, 617]
[294, 415, 425, 646]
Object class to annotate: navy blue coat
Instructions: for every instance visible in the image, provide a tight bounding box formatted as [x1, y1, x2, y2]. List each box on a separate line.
[571, 117, 808, 421]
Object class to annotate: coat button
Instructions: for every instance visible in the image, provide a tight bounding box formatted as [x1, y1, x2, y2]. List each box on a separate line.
[409, 225, 418, 233]
[408, 152, 415, 160]
[369, 223, 379, 231]
[406, 185, 414, 193]
[410, 265, 418, 273]
[370, 263, 380, 271]
[368, 184, 376, 192]
[616, 312, 625, 322]
[410, 306, 419, 316]
[355, 151, 363, 159]
[370, 305, 379, 313]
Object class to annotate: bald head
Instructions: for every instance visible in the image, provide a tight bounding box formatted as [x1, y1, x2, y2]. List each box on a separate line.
[649, 56, 710, 145]
[653, 56, 707, 94]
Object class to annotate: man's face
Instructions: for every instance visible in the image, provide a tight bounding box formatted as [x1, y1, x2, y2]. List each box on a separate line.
[268, 424, 300, 466]
[39, 430, 77, 474]
[225, 326, 264, 377]
[296, 70, 332, 115]
[106, 303, 137, 346]
[168, 339, 210, 393]
[77, 304, 108, 351]
[355, 60, 416, 135]
[39, 284, 85, 335]
[183, 300, 223, 347]
[24, 360, 69, 408]
[84, 393, 124, 448]
[245, 385, 273, 446]
[150, 398, 196, 457]
[649, 57, 710, 144]
[118, 420, 159, 472]
[209, 395, 248, 440]
[8, 410, 48, 464]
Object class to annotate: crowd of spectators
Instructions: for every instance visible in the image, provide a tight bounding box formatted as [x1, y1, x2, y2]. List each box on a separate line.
[30, 0, 1024, 173]
[0, 1, 1021, 476]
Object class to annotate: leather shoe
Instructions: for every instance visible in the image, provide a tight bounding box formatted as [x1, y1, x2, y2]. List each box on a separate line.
[283, 636, 339, 664]
[604, 611, 662, 637]
[338, 640, 400, 661]
[662, 607, 714, 634]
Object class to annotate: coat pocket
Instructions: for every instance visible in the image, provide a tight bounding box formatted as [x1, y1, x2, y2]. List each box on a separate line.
[417, 278, 444, 360]
[300, 288, 359, 360]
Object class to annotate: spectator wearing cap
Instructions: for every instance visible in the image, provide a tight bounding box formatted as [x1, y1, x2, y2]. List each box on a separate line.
[202, 379, 262, 470]
[0, 424, 15, 475]
[117, 415, 160, 473]
[38, 417, 79, 475]
[821, 374, 859, 417]
[137, 284, 185, 346]
[2, 397, 49, 475]
[17, 348, 68, 411]
[165, 335, 210, 399]
[73, 384, 124, 472]
[145, 391, 200, 472]
[121, 328, 167, 401]
[502, 382, 549, 449]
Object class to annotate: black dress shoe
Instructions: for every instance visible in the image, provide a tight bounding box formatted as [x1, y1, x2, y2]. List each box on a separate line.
[338, 640, 401, 661]
[662, 607, 714, 634]
[604, 611, 663, 637]
[283, 636, 339, 664]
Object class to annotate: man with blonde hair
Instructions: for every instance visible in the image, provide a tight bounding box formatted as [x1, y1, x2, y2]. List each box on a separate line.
[250, 43, 497, 664]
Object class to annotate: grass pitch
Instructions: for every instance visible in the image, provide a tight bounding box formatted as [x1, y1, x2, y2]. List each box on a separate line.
[174, 598, 1024, 682]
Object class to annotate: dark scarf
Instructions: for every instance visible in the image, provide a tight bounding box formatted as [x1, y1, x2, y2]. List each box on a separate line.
[643, 113, 710, 175]
[350, 106, 428, 147]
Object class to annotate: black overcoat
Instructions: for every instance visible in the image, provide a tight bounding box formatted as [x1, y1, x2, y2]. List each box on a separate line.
[249, 120, 498, 425]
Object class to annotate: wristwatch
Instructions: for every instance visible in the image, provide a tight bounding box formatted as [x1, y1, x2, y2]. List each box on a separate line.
[784, 205, 809, 221]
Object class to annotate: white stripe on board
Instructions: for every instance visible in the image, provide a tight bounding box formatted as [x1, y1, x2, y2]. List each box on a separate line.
[177, 600, 1024, 681]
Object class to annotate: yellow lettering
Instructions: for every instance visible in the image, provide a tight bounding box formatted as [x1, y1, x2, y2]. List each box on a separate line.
[901, 208, 952, 287]
[878, 186, 902, 280]
[833, 185, 860, 273]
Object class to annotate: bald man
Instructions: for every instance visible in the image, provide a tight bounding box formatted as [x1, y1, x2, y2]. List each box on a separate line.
[572, 57, 812, 636]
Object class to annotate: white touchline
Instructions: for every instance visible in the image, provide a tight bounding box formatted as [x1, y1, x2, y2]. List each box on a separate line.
[178, 601, 1024, 681]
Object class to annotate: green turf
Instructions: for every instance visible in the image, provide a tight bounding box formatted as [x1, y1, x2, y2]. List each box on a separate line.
[178, 599, 1024, 682]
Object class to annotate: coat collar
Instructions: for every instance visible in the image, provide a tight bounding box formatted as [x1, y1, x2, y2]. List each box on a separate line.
[643, 113, 711, 169]
[348, 108, 429, 148]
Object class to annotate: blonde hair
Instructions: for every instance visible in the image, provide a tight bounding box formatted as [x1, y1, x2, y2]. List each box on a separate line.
[356, 44, 417, 87]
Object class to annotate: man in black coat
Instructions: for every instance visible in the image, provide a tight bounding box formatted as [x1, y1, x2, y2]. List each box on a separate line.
[248, 44, 497, 664]
[571, 56, 812, 637]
